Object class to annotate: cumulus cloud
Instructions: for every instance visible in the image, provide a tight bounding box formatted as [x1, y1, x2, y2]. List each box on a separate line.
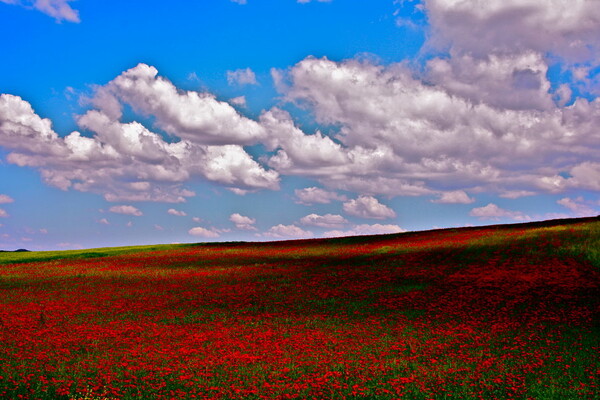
[297, 0, 332, 3]
[564, 162, 600, 191]
[299, 213, 348, 228]
[469, 203, 530, 221]
[257, 1, 600, 198]
[167, 208, 187, 216]
[0, 0, 80, 23]
[294, 187, 347, 205]
[3, 1, 600, 209]
[423, 0, 600, 65]
[188, 226, 220, 238]
[98, 218, 109, 225]
[557, 197, 597, 217]
[261, 107, 349, 174]
[0, 208, 8, 218]
[226, 68, 257, 86]
[343, 196, 396, 220]
[229, 213, 257, 230]
[95, 64, 266, 146]
[264, 224, 313, 239]
[324, 223, 405, 237]
[109, 205, 143, 217]
[0, 194, 14, 204]
[0, 65, 279, 202]
[230, 0, 247, 4]
[421, 0, 600, 100]
[431, 190, 475, 204]
[275, 55, 600, 197]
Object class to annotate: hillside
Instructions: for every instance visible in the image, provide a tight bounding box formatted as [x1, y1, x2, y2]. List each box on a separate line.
[0, 217, 599, 399]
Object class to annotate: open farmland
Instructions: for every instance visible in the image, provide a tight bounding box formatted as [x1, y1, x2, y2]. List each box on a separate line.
[0, 217, 599, 399]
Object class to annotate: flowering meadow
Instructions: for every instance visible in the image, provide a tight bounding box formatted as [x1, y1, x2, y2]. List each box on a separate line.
[0, 218, 599, 399]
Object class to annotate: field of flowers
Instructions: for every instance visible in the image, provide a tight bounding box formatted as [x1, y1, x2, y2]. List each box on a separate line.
[0, 217, 599, 399]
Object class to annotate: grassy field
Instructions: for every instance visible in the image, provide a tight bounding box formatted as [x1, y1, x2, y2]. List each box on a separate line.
[0, 217, 598, 399]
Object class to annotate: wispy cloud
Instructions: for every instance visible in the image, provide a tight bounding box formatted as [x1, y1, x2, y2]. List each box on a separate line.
[1, 0, 80, 23]
[294, 187, 346, 205]
[557, 197, 597, 217]
[0, 194, 14, 204]
[226, 68, 257, 86]
[167, 208, 187, 217]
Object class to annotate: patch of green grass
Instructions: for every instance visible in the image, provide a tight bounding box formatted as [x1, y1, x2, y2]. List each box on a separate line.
[0, 243, 196, 265]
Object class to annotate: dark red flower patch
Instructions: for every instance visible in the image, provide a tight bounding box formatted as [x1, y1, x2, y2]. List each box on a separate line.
[0, 220, 598, 399]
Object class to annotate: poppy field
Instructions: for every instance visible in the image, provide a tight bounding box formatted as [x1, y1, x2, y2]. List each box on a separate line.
[0, 217, 599, 399]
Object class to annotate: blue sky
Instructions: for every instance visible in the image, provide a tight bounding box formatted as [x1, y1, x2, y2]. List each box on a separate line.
[1, 0, 599, 250]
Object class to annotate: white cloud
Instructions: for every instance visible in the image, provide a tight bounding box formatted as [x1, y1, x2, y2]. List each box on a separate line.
[98, 218, 109, 225]
[192, 217, 202, 223]
[4, 1, 600, 209]
[154, 224, 164, 231]
[229, 96, 247, 107]
[230, 0, 247, 4]
[469, 203, 530, 221]
[57, 242, 83, 249]
[499, 190, 536, 199]
[299, 213, 348, 228]
[565, 162, 600, 191]
[425, 52, 554, 111]
[0, 0, 80, 23]
[294, 186, 346, 205]
[261, 107, 348, 172]
[557, 197, 597, 217]
[423, 0, 600, 65]
[264, 224, 313, 239]
[109, 205, 143, 217]
[297, 0, 332, 3]
[226, 68, 257, 86]
[421, 0, 600, 98]
[188, 226, 220, 238]
[229, 213, 257, 230]
[324, 224, 405, 237]
[95, 64, 266, 145]
[0, 194, 14, 204]
[0, 68, 279, 202]
[167, 208, 187, 216]
[0, 208, 8, 218]
[432, 190, 475, 204]
[343, 196, 396, 220]
[277, 55, 600, 197]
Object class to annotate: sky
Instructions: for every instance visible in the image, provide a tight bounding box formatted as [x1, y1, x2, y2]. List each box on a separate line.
[0, 0, 599, 250]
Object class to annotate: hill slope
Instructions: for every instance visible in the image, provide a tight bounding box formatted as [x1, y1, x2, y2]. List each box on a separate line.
[0, 217, 599, 399]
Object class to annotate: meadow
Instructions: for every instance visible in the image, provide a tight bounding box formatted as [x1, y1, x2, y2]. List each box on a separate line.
[0, 217, 598, 399]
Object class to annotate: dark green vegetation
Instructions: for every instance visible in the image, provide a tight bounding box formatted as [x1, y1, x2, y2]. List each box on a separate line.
[0, 217, 598, 399]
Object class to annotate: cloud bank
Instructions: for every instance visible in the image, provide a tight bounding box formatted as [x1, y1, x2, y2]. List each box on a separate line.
[0, 0, 599, 241]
